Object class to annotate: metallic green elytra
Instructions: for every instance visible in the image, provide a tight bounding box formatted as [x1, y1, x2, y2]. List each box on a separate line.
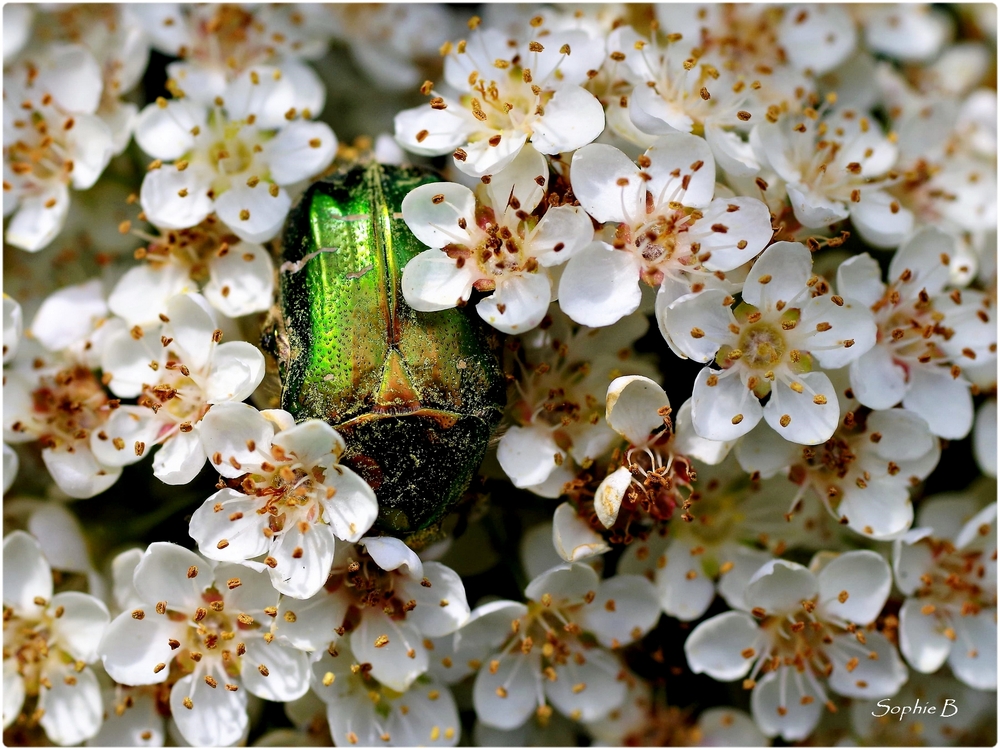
[273, 162, 505, 536]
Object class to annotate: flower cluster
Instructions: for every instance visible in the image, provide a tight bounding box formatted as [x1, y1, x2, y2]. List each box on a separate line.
[2, 3, 997, 747]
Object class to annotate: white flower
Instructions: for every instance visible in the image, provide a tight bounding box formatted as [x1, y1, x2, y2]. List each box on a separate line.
[735, 405, 940, 541]
[310, 638, 461, 746]
[109, 218, 275, 324]
[838, 229, 995, 439]
[28, 279, 117, 369]
[592, 375, 731, 531]
[668, 241, 876, 445]
[602, 25, 766, 176]
[4, 531, 109, 745]
[559, 135, 773, 331]
[394, 22, 606, 178]
[99, 543, 310, 747]
[263, 537, 470, 693]
[135, 66, 337, 242]
[94, 292, 265, 486]
[3, 294, 23, 365]
[777, 5, 857, 75]
[321, 5, 460, 91]
[497, 308, 658, 497]
[894, 497, 997, 690]
[132, 4, 328, 111]
[859, 5, 951, 63]
[400, 145, 593, 333]
[3, 44, 114, 252]
[190, 402, 378, 599]
[685, 551, 907, 741]
[3, 345, 120, 500]
[86, 685, 165, 747]
[752, 107, 911, 249]
[973, 400, 997, 478]
[438, 562, 659, 730]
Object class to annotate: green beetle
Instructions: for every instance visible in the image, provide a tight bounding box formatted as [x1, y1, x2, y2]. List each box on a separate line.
[269, 162, 505, 538]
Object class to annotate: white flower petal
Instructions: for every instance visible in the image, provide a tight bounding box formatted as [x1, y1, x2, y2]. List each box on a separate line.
[169, 667, 248, 747]
[48, 591, 109, 663]
[750, 669, 822, 741]
[362, 536, 423, 579]
[606, 375, 670, 446]
[152, 429, 206, 485]
[241, 638, 311, 702]
[948, 610, 997, 690]
[393, 102, 475, 156]
[849, 191, 914, 249]
[664, 289, 733, 363]
[87, 687, 164, 747]
[558, 242, 642, 327]
[530, 205, 594, 267]
[898, 597, 952, 674]
[265, 120, 338, 185]
[42, 445, 121, 499]
[497, 425, 563, 489]
[764, 371, 840, 446]
[198, 402, 274, 478]
[90, 407, 159, 468]
[473, 651, 541, 730]
[205, 341, 266, 403]
[691, 368, 763, 442]
[401, 249, 477, 312]
[827, 630, 908, 698]
[109, 263, 193, 327]
[779, 4, 857, 75]
[99, 609, 184, 686]
[551, 502, 610, 563]
[741, 241, 812, 311]
[134, 99, 204, 161]
[545, 646, 626, 722]
[387, 676, 461, 747]
[570, 144, 644, 224]
[5, 183, 70, 252]
[215, 183, 292, 244]
[695, 198, 773, 272]
[189, 489, 269, 563]
[320, 467, 378, 543]
[593, 466, 633, 529]
[353, 611, 428, 691]
[396, 561, 470, 637]
[786, 183, 849, 228]
[460, 130, 530, 179]
[745, 559, 817, 615]
[531, 84, 605, 155]
[645, 134, 718, 210]
[629, 83, 693, 137]
[974, 401, 997, 478]
[139, 165, 213, 230]
[849, 345, 908, 410]
[685, 611, 760, 681]
[477, 273, 552, 334]
[579, 574, 660, 647]
[3, 530, 53, 617]
[204, 242, 275, 318]
[655, 539, 717, 622]
[135, 542, 212, 611]
[270, 520, 337, 599]
[836, 253, 885, 308]
[817, 550, 891, 625]
[38, 662, 103, 746]
[525, 562, 600, 603]
[276, 589, 349, 652]
[3, 661, 25, 730]
[903, 367, 974, 439]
